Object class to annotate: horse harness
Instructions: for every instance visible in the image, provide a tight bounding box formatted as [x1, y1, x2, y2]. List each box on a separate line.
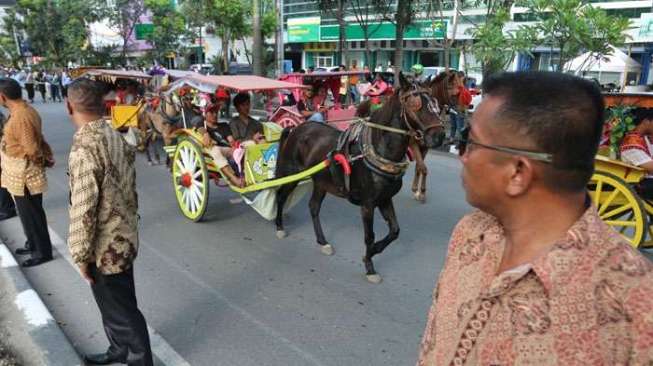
[331, 88, 443, 191]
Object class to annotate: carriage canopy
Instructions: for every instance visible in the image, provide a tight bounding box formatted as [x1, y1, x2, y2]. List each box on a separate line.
[164, 74, 309, 95]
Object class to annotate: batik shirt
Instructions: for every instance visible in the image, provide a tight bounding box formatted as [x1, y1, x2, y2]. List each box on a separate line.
[68, 120, 139, 275]
[0, 101, 51, 196]
[417, 207, 653, 366]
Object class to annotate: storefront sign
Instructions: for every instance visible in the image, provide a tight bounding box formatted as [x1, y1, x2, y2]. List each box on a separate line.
[638, 13, 653, 42]
[288, 17, 321, 43]
[135, 24, 154, 40]
[320, 20, 447, 41]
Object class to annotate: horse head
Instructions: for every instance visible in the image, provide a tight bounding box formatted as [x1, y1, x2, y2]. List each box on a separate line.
[426, 69, 462, 109]
[397, 72, 445, 148]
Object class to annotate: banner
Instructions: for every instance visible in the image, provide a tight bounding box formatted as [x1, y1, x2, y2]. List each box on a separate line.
[288, 17, 320, 43]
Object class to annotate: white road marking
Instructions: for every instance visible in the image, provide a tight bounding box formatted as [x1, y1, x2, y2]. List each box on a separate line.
[0, 244, 18, 268]
[48, 228, 191, 366]
[15, 289, 54, 327]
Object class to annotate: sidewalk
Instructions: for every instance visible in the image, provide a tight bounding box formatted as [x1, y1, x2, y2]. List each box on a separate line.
[0, 242, 82, 366]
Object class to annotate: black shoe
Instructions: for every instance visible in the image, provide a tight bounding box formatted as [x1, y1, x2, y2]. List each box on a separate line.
[0, 210, 16, 221]
[21, 257, 52, 267]
[15, 246, 32, 255]
[83, 352, 126, 365]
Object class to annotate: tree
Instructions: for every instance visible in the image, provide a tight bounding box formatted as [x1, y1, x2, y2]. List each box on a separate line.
[144, 0, 189, 65]
[180, 0, 212, 64]
[107, 0, 147, 66]
[319, 0, 350, 66]
[467, 8, 537, 80]
[4, 0, 107, 66]
[523, 0, 631, 71]
[350, 0, 392, 67]
[392, 0, 418, 72]
[252, 0, 263, 75]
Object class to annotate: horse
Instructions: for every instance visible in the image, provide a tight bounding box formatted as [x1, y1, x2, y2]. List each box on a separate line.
[356, 70, 460, 202]
[138, 92, 183, 165]
[273, 73, 444, 283]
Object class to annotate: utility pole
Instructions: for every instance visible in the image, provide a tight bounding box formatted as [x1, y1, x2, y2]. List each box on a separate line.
[253, 0, 263, 76]
[275, 0, 284, 76]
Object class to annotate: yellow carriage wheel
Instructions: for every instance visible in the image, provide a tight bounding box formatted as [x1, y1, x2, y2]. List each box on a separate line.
[588, 171, 647, 248]
[172, 139, 209, 222]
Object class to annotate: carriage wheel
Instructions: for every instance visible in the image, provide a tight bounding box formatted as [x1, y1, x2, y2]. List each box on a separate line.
[588, 171, 647, 248]
[172, 139, 209, 222]
[276, 115, 302, 129]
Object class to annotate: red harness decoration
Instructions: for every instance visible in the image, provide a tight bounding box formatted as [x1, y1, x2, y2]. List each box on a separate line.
[620, 132, 651, 157]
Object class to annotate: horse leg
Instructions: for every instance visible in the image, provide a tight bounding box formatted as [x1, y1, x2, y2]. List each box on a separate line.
[275, 182, 298, 239]
[364, 200, 400, 284]
[416, 146, 429, 203]
[411, 167, 420, 193]
[360, 204, 381, 283]
[308, 187, 333, 256]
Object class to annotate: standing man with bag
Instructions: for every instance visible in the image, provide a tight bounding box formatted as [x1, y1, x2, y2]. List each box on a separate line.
[66, 78, 153, 366]
[0, 78, 53, 267]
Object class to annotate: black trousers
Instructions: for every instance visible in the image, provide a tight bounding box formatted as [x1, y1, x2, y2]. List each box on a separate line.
[0, 186, 15, 216]
[90, 265, 153, 366]
[13, 189, 52, 260]
[25, 83, 35, 101]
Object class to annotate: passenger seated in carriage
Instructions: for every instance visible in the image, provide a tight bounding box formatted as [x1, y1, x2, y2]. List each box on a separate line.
[619, 108, 653, 199]
[365, 72, 389, 98]
[297, 87, 326, 123]
[202, 92, 266, 188]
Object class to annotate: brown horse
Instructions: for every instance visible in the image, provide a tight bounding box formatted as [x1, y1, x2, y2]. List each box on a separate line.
[274, 73, 444, 283]
[138, 93, 182, 165]
[356, 70, 461, 202]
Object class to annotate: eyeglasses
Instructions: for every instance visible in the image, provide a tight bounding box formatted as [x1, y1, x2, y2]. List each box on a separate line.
[458, 128, 553, 163]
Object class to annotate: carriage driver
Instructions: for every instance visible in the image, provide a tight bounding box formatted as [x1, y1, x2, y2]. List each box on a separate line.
[619, 108, 653, 199]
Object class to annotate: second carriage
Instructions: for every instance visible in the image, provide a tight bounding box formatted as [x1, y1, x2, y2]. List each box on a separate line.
[587, 92, 653, 249]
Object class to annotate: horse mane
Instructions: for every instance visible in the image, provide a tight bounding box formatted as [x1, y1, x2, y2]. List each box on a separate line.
[369, 90, 403, 125]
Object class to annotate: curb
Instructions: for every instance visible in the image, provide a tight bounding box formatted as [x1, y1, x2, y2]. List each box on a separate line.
[0, 243, 83, 366]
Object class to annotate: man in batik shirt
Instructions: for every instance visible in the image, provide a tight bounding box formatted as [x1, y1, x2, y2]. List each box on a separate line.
[66, 78, 153, 366]
[417, 72, 653, 366]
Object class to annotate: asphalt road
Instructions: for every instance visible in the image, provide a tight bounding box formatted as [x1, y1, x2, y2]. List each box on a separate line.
[0, 101, 470, 366]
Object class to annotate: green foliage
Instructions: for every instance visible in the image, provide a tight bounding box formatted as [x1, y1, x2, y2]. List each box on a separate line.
[144, 0, 190, 63]
[467, 8, 538, 78]
[606, 105, 636, 157]
[4, 0, 108, 66]
[522, 0, 631, 70]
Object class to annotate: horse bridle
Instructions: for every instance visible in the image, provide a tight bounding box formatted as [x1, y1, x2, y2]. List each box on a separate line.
[398, 87, 444, 141]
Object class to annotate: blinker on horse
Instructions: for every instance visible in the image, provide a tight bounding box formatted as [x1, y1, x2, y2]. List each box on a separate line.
[274, 73, 444, 283]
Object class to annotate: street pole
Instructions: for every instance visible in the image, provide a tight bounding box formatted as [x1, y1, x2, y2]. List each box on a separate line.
[253, 0, 263, 76]
[275, 0, 284, 76]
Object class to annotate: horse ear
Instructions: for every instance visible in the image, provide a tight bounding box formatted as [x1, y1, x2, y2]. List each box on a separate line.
[399, 72, 411, 90]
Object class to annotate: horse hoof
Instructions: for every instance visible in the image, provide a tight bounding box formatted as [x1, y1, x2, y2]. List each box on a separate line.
[320, 244, 334, 256]
[414, 192, 426, 203]
[276, 230, 287, 239]
[147, 161, 154, 166]
[366, 274, 382, 284]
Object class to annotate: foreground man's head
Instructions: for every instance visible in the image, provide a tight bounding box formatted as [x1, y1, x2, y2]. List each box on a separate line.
[459, 71, 603, 214]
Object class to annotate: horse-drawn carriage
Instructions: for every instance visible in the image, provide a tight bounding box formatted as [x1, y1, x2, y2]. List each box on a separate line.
[587, 92, 653, 249]
[160, 74, 341, 222]
[275, 70, 370, 130]
[76, 68, 152, 131]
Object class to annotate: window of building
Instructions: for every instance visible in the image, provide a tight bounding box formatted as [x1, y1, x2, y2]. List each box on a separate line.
[315, 55, 334, 68]
[390, 40, 396, 48]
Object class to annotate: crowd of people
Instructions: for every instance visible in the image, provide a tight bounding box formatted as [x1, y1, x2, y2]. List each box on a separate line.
[0, 67, 73, 104]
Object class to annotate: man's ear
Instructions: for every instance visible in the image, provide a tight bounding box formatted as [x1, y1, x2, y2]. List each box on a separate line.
[505, 157, 535, 197]
[65, 100, 74, 116]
